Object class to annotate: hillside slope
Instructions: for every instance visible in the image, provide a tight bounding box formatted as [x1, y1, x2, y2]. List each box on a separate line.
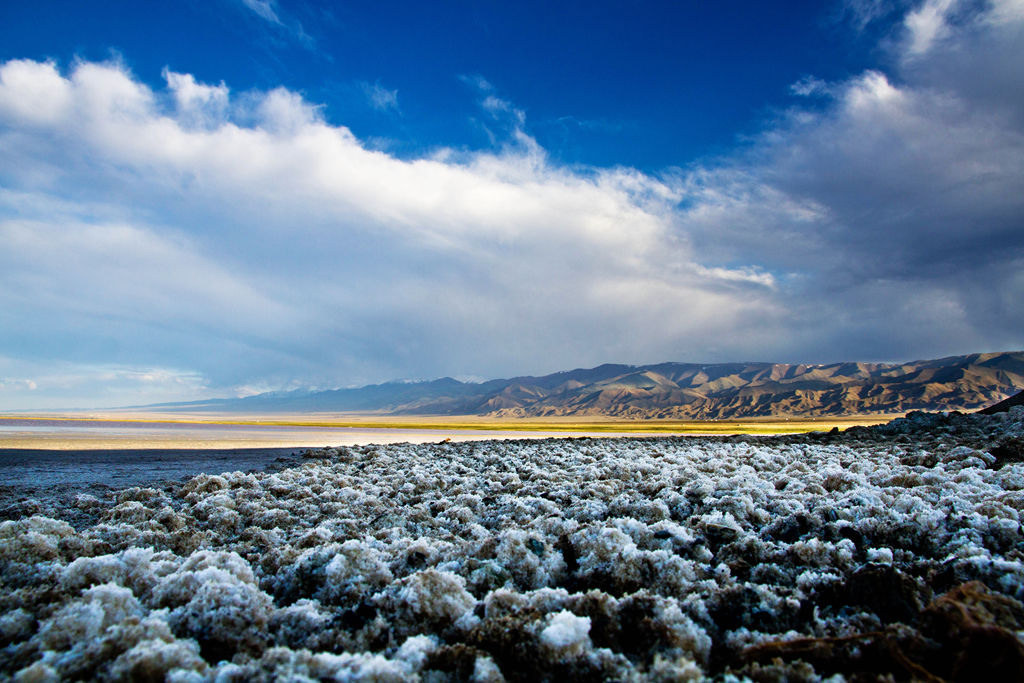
[151, 351, 1024, 419]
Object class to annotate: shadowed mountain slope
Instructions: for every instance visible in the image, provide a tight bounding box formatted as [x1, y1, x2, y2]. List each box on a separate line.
[147, 352, 1024, 419]
[979, 389, 1024, 415]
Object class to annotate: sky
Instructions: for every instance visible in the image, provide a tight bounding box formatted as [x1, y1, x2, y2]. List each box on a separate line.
[0, 0, 1022, 409]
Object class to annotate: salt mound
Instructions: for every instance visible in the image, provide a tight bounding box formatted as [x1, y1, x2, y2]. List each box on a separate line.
[540, 610, 591, 655]
[1, 408, 1023, 680]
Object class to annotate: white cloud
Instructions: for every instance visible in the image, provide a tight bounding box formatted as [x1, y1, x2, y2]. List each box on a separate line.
[0, 59, 72, 125]
[0, 58, 785, 405]
[256, 86, 321, 132]
[903, 0, 956, 55]
[164, 69, 229, 128]
[987, 0, 1024, 23]
[0, 216, 298, 337]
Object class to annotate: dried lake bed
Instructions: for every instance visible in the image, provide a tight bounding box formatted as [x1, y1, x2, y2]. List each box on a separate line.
[1, 409, 1023, 680]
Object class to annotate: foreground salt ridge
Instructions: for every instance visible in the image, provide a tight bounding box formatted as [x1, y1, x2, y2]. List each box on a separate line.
[0, 410, 1022, 680]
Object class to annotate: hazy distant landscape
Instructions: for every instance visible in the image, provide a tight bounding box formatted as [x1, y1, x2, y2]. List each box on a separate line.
[142, 352, 1024, 420]
[5, 351, 1019, 452]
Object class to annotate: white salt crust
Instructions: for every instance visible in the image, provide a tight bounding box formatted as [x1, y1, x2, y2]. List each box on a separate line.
[0, 407, 1022, 680]
[540, 610, 592, 655]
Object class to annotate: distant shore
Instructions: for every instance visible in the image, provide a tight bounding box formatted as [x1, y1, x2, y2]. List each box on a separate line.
[0, 412, 898, 450]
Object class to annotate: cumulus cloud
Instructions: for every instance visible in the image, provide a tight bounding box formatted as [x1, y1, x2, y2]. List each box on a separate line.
[163, 69, 229, 128]
[0, 58, 779, 407]
[0, 0, 1022, 407]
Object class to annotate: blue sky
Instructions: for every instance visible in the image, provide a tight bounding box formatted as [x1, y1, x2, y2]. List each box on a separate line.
[1, 0, 1023, 409]
[1, 1, 872, 170]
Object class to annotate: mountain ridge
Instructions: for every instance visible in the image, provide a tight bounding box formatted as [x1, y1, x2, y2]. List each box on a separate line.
[143, 351, 1024, 419]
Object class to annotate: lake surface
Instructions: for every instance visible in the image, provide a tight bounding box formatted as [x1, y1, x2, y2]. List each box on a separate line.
[0, 416, 618, 449]
[0, 446, 303, 490]
[0, 417, 665, 502]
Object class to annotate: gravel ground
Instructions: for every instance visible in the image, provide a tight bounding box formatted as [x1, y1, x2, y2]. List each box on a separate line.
[1, 408, 1023, 681]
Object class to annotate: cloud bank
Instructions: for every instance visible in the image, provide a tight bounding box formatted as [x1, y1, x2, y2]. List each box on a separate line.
[0, 0, 1022, 408]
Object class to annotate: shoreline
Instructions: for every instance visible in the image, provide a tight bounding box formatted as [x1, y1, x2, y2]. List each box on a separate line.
[0, 413, 899, 450]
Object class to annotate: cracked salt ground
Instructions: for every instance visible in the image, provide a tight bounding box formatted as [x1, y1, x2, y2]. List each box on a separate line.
[1, 408, 1024, 680]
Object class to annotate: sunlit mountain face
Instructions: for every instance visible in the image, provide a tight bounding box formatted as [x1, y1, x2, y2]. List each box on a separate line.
[146, 352, 1024, 419]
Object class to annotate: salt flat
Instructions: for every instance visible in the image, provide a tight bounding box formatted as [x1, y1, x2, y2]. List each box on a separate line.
[1, 409, 1022, 680]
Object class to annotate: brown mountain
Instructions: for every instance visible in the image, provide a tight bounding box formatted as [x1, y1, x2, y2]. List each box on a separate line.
[158, 351, 1024, 419]
[480, 352, 1024, 418]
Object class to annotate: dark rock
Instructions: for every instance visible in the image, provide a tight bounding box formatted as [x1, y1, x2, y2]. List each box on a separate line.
[989, 436, 1024, 469]
[849, 564, 930, 623]
[918, 581, 1024, 681]
[838, 525, 864, 549]
[338, 602, 377, 631]
[556, 534, 578, 575]
[704, 522, 739, 549]
[707, 585, 799, 634]
[765, 514, 810, 543]
[813, 565, 929, 624]
[425, 644, 483, 679]
[406, 550, 427, 569]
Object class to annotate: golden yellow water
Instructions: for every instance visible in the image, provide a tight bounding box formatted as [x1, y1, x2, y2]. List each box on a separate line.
[0, 412, 897, 449]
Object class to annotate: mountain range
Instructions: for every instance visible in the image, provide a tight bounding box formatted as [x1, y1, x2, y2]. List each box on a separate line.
[150, 351, 1024, 419]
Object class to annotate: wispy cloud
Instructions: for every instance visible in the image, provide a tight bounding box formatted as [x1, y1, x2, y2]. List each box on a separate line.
[358, 80, 399, 113]
[236, 0, 315, 49]
[240, 0, 281, 25]
[0, 356, 208, 409]
[840, 0, 901, 30]
[0, 378, 37, 391]
[789, 75, 830, 97]
[460, 76, 535, 152]
[458, 74, 494, 93]
[548, 115, 625, 134]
